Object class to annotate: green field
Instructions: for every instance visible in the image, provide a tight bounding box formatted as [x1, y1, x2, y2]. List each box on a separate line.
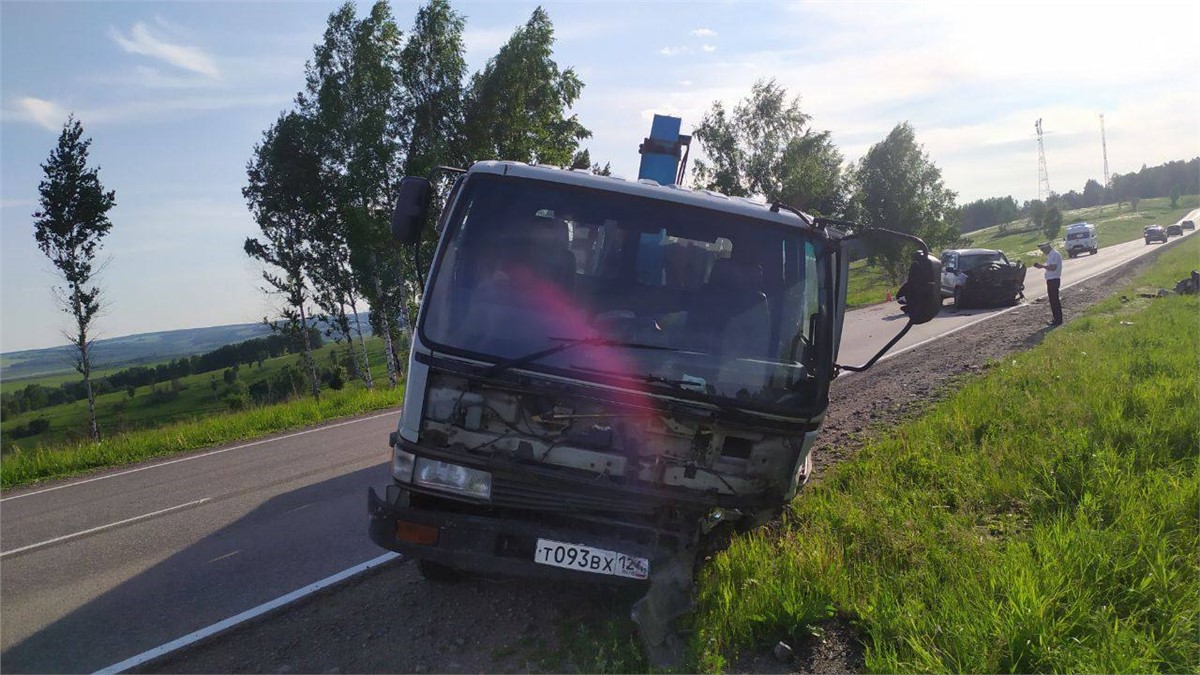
[687, 235, 1200, 672]
[0, 383, 404, 488]
[2, 336, 398, 451]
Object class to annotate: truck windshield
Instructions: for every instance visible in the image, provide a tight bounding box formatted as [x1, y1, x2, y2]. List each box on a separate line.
[421, 174, 830, 412]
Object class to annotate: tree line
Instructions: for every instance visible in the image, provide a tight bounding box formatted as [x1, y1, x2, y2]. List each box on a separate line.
[1, 329, 323, 418]
[955, 157, 1200, 235]
[243, 0, 597, 402]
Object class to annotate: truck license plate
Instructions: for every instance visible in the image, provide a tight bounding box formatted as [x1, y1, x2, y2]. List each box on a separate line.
[534, 538, 649, 580]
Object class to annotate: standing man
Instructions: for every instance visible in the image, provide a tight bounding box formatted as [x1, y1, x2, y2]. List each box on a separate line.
[1033, 242, 1063, 326]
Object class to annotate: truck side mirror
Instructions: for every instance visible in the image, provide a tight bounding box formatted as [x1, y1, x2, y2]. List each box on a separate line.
[902, 251, 942, 325]
[390, 176, 433, 245]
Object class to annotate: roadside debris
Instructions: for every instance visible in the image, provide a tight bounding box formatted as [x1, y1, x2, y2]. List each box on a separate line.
[1173, 270, 1200, 295]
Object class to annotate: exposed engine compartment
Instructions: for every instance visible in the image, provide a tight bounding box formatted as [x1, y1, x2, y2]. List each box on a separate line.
[418, 370, 812, 516]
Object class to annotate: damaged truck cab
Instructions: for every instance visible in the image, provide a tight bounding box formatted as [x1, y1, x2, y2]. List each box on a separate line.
[368, 144, 941, 650]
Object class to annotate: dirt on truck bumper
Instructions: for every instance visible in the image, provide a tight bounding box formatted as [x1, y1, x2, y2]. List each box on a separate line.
[368, 484, 673, 584]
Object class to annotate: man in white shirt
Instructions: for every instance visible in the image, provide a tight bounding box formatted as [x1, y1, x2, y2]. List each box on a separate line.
[1033, 242, 1063, 326]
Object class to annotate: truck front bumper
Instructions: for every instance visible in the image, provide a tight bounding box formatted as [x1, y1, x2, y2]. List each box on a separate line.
[368, 484, 663, 584]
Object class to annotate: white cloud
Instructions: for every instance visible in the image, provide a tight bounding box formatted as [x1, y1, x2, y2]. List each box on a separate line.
[690, 28, 717, 37]
[660, 46, 686, 56]
[11, 97, 69, 131]
[702, 44, 716, 53]
[679, 80, 694, 87]
[109, 21, 220, 78]
[3, 93, 287, 130]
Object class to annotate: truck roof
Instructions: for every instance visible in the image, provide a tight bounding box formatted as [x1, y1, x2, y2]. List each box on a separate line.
[468, 161, 819, 232]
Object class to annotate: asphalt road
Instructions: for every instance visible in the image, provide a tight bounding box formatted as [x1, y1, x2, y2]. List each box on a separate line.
[0, 413, 398, 673]
[1, 213, 1195, 674]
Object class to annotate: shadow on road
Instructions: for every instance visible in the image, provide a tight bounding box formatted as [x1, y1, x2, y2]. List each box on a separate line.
[2, 463, 388, 674]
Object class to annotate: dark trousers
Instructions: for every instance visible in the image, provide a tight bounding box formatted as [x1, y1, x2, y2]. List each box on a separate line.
[1047, 278, 1062, 324]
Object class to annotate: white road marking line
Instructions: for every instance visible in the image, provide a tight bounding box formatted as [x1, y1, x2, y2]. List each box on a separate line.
[206, 550, 240, 564]
[93, 551, 403, 675]
[0, 498, 211, 558]
[0, 410, 398, 503]
[845, 229, 1197, 374]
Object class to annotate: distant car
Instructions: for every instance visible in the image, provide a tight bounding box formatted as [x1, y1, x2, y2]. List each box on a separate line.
[1183, 219, 1196, 230]
[1166, 223, 1184, 237]
[1064, 222, 1098, 258]
[939, 248, 1025, 308]
[1144, 225, 1167, 244]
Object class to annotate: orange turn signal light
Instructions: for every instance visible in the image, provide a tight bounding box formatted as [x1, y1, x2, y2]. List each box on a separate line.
[395, 520, 439, 545]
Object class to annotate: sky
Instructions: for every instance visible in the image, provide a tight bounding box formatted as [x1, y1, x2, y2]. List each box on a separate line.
[2, 1, 1198, 352]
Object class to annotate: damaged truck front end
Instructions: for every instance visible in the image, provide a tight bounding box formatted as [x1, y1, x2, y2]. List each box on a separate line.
[369, 160, 941, 655]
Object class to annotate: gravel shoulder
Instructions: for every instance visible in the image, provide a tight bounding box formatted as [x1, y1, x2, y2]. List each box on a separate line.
[143, 247, 1176, 674]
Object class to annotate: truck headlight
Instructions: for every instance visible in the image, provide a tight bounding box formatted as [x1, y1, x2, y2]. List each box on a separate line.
[392, 447, 416, 483]
[414, 458, 492, 500]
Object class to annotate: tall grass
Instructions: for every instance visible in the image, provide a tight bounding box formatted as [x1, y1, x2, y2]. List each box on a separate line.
[689, 237, 1200, 673]
[0, 385, 403, 489]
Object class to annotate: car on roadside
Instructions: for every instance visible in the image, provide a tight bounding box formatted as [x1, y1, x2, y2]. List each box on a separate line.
[1144, 225, 1168, 244]
[939, 248, 1025, 308]
[1166, 223, 1184, 237]
[1182, 219, 1195, 230]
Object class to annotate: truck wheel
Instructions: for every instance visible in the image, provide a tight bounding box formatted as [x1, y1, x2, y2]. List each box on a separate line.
[1091, 248, 1097, 255]
[417, 559, 463, 583]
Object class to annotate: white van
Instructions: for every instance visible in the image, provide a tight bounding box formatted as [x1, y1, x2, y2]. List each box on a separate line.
[1064, 222, 1098, 258]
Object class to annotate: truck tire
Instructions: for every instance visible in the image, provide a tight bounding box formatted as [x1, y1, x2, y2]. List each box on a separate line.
[417, 559, 463, 583]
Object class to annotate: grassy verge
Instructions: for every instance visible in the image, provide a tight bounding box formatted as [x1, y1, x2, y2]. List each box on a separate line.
[689, 236, 1200, 672]
[0, 384, 403, 489]
[846, 258, 898, 310]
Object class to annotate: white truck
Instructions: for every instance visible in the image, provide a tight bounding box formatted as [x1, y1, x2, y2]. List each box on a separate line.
[367, 121, 943, 657]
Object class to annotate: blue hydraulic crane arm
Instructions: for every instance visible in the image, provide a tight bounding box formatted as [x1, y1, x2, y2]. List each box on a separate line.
[637, 114, 692, 186]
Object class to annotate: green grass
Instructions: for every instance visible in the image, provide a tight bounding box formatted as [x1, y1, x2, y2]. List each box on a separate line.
[0, 383, 403, 489]
[2, 337, 397, 450]
[846, 258, 898, 309]
[688, 235, 1200, 673]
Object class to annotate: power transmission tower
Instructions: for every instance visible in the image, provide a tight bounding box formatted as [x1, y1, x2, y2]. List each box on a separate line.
[1099, 113, 1110, 187]
[1036, 118, 1052, 201]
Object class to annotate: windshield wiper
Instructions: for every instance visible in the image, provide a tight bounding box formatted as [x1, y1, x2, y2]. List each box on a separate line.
[481, 336, 679, 378]
[571, 366, 707, 393]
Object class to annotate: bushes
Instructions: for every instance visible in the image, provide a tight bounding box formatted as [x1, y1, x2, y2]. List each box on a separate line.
[8, 418, 51, 439]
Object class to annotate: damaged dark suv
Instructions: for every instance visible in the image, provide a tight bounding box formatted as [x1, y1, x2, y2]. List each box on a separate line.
[939, 248, 1025, 308]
